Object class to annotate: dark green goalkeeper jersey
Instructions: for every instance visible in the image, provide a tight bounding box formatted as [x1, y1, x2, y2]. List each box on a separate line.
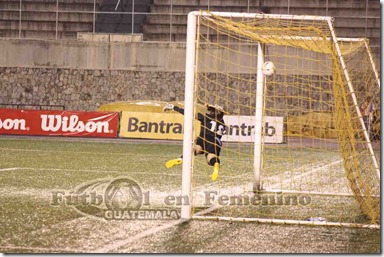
[173, 106, 226, 142]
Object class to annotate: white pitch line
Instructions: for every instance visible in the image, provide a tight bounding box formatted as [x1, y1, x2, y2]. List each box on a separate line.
[0, 167, 21, 171]
[0, 245, 85, 253]
[268, 158, 344, 191]
[0, 167, 181, 177]
[284, 159, 343, 183]
[91, 219, 186, 253]
[82, 187, 191, 253]
[0, 147, 177, 158]
[0, 167, 121, 174]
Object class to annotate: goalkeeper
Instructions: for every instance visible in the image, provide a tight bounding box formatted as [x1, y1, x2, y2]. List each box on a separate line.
[163, 103, 227, 181]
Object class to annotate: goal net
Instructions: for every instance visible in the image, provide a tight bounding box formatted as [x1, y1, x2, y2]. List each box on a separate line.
[180, 11, 380, 228]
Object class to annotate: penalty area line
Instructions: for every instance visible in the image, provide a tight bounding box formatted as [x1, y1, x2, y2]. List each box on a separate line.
[91, 191, 226, 253]
[90, 219, 186, 253]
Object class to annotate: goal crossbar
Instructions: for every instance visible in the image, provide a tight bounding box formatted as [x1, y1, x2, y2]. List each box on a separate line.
[191, 11, 334, 21]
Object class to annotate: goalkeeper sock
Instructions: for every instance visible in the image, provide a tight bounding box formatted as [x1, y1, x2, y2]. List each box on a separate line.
[208, 157, 220, 181]
[212, 162, 220, 181]
[208, 157, 220, 166]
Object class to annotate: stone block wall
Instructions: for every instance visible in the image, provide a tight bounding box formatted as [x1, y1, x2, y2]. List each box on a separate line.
[0, 67, 185, 111]
[0, 67, 367, 115]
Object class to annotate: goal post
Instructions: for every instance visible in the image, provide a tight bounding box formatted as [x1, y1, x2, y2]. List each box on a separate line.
[180, 12, 198, 220]
[181, 11, 380, 228]
[253, 42, 266, 192]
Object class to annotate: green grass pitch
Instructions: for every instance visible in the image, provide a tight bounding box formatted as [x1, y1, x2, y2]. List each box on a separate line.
[0, 136, 380, 253]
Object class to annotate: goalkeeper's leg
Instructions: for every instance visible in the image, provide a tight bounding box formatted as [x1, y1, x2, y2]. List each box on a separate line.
[207, 153, 220, 181]
[206, 139, 222, 181]
[165, 144, 204, 168]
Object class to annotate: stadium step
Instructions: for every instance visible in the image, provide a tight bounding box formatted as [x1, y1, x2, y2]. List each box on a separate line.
[0, 20, 93, 32]
[152, 0, 379, 9]
[0, 0, 98, 12]
[0, 10, 94, 23]
[149, 5, 262, 14]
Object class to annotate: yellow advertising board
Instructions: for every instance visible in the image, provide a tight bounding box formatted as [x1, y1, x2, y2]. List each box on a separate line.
[119, 111, 200, 140]
[98, 100, 206, 114]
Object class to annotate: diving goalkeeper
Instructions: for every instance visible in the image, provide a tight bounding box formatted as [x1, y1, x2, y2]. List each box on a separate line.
[163, 103, 227, 181]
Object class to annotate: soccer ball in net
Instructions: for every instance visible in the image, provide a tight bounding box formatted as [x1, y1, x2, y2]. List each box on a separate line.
[262, 61, 276, 76]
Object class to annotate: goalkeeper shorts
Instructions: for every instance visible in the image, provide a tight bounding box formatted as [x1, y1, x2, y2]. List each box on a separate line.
[196, 136, 222, 156]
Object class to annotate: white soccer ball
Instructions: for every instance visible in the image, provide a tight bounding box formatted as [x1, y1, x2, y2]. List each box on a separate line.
[262, 61, 275, 76]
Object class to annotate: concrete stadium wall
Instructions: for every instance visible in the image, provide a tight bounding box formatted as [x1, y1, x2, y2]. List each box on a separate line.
[0, 39, 187, 72]
[0, 38, 331, 74]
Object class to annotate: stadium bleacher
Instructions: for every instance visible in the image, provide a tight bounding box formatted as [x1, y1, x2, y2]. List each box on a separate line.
[0, 0, 100, 39]
[142, 0, 379, 46]
[95, 0, 150, 34]
[141, 0, 380, 65]
[0, 0, 379, 43]
[0, 0, 380, 67]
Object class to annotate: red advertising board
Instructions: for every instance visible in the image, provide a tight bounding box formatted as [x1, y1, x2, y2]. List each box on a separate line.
[0, 109, 119, 138]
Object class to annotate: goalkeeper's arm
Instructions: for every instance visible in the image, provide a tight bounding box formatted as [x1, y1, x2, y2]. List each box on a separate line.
[173, 106, 184, 115]
[163, 103, 184, 115]
[163, 103, 202, 119]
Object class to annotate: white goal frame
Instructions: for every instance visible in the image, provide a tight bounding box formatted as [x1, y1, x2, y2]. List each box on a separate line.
[180, 11, 380, 228]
